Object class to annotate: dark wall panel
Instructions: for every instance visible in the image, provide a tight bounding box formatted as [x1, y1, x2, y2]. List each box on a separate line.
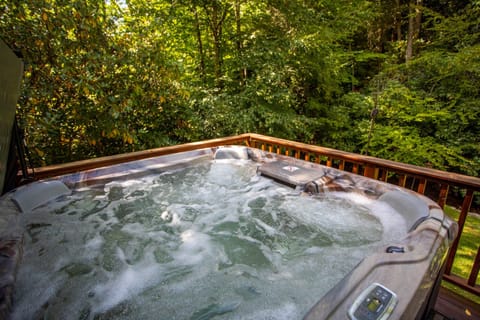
[0, 40, 23, 193]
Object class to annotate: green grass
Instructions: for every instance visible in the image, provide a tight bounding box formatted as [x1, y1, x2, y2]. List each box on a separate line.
[442, 205, 480, 304]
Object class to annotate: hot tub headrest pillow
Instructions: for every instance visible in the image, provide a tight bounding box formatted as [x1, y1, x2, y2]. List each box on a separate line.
[378, 190, 430, 232]
[12, 180, 71, 213]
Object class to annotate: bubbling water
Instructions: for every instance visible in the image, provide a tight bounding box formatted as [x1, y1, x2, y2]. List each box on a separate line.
[12, 160, 406, 320]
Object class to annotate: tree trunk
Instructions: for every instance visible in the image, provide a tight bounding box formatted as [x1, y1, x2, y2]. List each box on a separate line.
[204, 2, 229, 88]
[234, 0, 246, 86]
[406, 0, 422, 62]
[211, 4, 222, 85]
[193, 6, 206, 84]
[415, 0, 423, 39]
[395, 0, 402, 41]
[406, 1, 414, 61]
[234, 0, 241, 53]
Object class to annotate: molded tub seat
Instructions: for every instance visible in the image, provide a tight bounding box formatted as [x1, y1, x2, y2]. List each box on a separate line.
[0, 146, 457, 319]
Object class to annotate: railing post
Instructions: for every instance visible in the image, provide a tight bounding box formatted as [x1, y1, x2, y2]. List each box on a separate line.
[444, 189, 474, 275]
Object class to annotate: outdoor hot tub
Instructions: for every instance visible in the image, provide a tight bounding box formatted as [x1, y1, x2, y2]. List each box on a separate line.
[0, 145, 457, 320]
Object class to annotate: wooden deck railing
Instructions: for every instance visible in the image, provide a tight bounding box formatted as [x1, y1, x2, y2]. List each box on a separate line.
[32, 133, 480, 298]
[243, 134, 480, 298]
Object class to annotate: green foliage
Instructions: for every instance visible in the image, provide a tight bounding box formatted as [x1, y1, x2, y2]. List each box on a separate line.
[363, 76, 479, 175]
[424, 2, 480, 51]
[348, 1, 480, 177]
[329, 92, 373, 152]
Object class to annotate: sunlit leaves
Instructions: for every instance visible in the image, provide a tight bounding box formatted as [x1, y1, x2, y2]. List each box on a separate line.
[0, 0, 183, 165]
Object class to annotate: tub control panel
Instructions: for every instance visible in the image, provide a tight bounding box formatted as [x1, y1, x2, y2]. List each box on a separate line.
[348, 283, 398, 320]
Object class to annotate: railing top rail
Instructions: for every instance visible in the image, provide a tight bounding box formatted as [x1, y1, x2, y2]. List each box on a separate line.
[31, 134, 251, 180]
[30, 133, 480, 191]
[247, 133, 480, 190]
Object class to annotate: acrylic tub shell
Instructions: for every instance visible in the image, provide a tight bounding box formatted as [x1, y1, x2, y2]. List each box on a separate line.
[0, 146, 457, 319]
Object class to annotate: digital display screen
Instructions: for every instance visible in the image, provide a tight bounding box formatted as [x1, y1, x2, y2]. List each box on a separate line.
[367, 298, 381, 312]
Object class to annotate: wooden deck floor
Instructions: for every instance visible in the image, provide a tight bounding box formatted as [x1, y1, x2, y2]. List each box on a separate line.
[433, 287, 480, 320]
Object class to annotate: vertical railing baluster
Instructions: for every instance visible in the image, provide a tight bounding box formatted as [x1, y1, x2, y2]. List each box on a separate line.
[438, 184, 450, 209]
[353, 164, 359, 174]
[327, 158, 332, 167]
[417, 178, 427, 194]
[379, 169, 387, 182]
[468, 247, 480, 287]
[398, 174, 407, 187]
[445, 189, 474, 275]
[364, 165, 376, 179]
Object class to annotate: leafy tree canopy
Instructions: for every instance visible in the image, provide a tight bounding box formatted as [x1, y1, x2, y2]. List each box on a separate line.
[0, 0, 478, 178]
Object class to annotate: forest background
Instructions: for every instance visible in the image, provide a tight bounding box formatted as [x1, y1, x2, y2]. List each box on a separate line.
[0, 0, 479, 180]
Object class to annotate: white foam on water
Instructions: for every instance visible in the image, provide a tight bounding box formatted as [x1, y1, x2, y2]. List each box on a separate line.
[174, 229, 215, 266]
[121, 222, 172, 242]
[92, 258, 162, 313]
[253, 217, 282, 237]
[10, 269, 62, 320]
[243, 302, 299, 320]
[85, 235, 104, 251]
